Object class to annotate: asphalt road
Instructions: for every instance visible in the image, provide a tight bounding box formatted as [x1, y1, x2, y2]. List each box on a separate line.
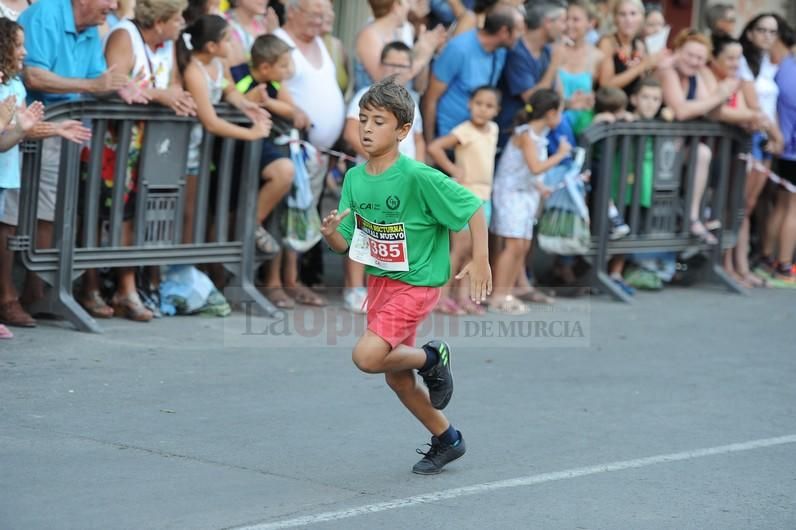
[1, 285, 795, 530]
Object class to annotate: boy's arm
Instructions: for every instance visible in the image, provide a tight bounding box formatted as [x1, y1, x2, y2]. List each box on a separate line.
[455, 207, 492, 303]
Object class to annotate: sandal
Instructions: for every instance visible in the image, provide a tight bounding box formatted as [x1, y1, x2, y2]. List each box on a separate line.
[0, 324, 12, 339]
[261, 287, 296, 309]
[516, 287, 555, 305]
[254, 226, 280, 256]
[457, 298, 486, 315]
[78, 290, 114, 319]
[741, 272, 767, 288]
[488, 295, 530, 315]
[284, 284, 327, 307]
[435, 296, 466, 316]
[111, 293, 153, 322]
[690, 220, 718, 246]
[0, 299, 36, 327]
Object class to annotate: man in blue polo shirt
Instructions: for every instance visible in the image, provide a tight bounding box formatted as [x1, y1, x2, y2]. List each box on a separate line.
[422, 4, 524, 141]
[496, 1, 566, 148]
[0, 0, 133, 328]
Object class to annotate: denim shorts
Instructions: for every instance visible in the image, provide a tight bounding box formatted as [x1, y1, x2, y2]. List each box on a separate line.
[751, 131, 772, 162]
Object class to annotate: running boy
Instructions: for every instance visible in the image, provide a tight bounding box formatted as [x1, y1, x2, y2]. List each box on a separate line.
[321, 78, 491, 475]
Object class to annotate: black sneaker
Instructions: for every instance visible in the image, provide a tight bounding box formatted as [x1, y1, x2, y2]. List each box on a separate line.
[412, 433, 466, 475]
[419, 340, 453, 410]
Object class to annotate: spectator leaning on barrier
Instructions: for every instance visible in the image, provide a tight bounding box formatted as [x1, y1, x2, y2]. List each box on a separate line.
[74, 0, 196, 323]
[657, 29, 738, 246]
[0, 0, 142, 329]
[735, 13, 784, 287]
[272, 0, 344, 307]
[495, 1, 565, 149]
[422, 3, 523, 141]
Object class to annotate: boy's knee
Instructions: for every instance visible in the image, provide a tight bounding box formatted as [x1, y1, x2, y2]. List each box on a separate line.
[263, 159, 295, 189]
[352, 350, 383, 374]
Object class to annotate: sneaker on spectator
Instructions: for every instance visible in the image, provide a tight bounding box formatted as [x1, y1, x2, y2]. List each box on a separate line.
[607, 202, 630, 240]
[343, 287, 367, 314]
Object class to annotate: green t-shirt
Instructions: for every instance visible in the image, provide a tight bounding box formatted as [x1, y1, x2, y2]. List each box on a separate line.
[336, 155, 482, 287]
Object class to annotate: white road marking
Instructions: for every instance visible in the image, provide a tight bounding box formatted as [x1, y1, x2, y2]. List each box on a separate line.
[233, 434, 796, 530]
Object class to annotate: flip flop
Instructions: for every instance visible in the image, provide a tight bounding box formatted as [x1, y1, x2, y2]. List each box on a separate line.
[0, 324, 12, 339]
[488, 295, 530, 315]
[78, 290, 114, 319]
[456, 298, 485, 315]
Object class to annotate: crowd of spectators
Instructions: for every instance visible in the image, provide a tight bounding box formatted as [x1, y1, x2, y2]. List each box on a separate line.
[0, 0, 794, 338]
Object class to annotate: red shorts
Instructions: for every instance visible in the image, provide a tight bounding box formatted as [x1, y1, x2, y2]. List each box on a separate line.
[367, 275, 441, 349]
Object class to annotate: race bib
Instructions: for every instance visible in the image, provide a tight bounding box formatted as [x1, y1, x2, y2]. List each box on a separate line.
[349, 213, 409, 271]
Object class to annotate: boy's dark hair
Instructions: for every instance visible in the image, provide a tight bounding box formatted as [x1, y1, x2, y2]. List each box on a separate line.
[251, 34, 293, 68]
[634, 75, 662, 94]
[0, 18, 22, 82]
[595, 86, 628, 113]
[359, 76, 415, 128]
[517, 88, 561, 124]
[482, 4, 518, 35]
[176, 14, 229, 75]
[471, 85, 501, 103]
[380, 40, 412, 63]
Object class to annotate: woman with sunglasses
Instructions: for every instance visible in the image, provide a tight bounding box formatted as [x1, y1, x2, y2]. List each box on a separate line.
[735, 13, 784, 286]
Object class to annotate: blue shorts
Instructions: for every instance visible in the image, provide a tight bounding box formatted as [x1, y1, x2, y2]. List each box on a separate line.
[751, 131, 772, 162]
[0, 188, 5, 220]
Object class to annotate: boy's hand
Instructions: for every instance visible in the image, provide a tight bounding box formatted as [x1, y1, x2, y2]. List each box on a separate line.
[321, 208, 350, 237]
[455, 258, 492, 303]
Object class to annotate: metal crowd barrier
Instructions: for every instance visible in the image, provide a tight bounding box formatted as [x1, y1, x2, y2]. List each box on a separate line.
[9, 100, 278, 332]
[580, 120, 750, 302]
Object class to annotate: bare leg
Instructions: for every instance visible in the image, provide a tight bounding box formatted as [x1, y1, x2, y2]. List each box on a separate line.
[776, 191, 796, 267]
[689, 143, 712, 223]
[0, 223, 19, 304]
[182, 174, 197, 244]
[257, 159, 294, 224]
[21, 220, 53, 303]
[491, 237, 532, 300]
[353, 331, 449, 436]
[344, 257, 365, 289]
[736, 164, 769, 280]
[763, 189, 788, 259]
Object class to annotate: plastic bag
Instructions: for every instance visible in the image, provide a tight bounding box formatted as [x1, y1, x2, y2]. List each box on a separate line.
[282, 206, 322, 252]
[159, 265, 215, 314]
[537, 208, 591, 255]
[537, 148, 591, 255]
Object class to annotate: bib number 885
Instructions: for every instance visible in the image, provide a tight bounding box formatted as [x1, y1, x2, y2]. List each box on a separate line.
[369, 240, 402, 259]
